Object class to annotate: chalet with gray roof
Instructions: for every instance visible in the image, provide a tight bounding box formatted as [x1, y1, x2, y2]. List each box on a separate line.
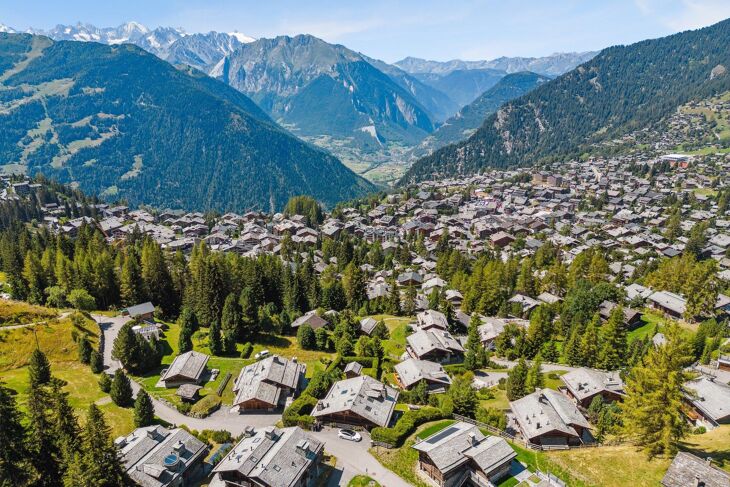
[407, 328, 464, 363]
[232, 355, 304, 412]
[412, 421, 516, 487]
[560, 368, 625, 407]
[683, 376, 730, 430]
[290, 310, 329, 330]
[661, 452, 730, 487]
[394, 358, 451, 392]
[117, 425, 207, 487]
[416, 309, 449, 331]
[159, 351, 209, 388]
[359, 317, 379, 336]
[510, 388, 593, 447]
[312, 375, 398, 429]
[123, 301, 156, 321]
[211, 426, 323, 487]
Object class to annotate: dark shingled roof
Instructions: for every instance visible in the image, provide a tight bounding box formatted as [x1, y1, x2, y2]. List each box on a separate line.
[661, 452, 730, 487]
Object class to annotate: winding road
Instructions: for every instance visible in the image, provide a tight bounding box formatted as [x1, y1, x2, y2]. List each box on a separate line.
[94, 314, 411, 487]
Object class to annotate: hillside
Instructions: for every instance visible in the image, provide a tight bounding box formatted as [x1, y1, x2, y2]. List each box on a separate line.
[218, 35, 436, 156]
[413, 71, 550, 157]
[0, 33, 373, 211]
[413, 68, 507, 107]
[402, 18, 730, 183]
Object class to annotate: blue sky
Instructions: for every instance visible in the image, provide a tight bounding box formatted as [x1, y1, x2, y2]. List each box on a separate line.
[2, 0, 730, 62]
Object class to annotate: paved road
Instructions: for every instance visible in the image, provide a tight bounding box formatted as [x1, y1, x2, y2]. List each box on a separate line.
[95, 315, 405, 486]
[310, 429, 412, 487]
[490, 358, 582, 373]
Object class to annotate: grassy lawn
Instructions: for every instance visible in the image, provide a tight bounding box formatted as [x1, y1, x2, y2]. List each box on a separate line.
[416, 419, 456, 440]
[0, 313, 99, 371]
[480, 387, 511, 411]
[544, 370, 568, 390]
[628, 310, 696, 343]
[137, 322, 334, 407]
[383, 323, 410, 360]
[0, 363, 134, 437]
[0, 299, 58, 327]
[348, 475, 381, 487]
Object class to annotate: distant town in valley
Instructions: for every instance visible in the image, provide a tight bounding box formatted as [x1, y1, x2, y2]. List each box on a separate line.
[1, 6, 730, 487]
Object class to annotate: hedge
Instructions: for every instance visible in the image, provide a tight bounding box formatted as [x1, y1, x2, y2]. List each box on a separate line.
[342, 356, 375, 367]
[189, 394, 222, 418]
[370, 406, 446, 447]
[282, 393, 318, 429]
[325, 354, 343, 372]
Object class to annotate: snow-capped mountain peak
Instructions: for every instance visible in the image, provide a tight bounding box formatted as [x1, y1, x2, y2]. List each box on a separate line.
[228, 31, 255, 44]
[0, 24, 16, 33]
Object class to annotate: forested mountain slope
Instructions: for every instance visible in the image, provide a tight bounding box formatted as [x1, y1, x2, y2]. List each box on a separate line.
[401, 19, 730, 183]
[0, 33, 373, 211]
[413, 71, 550, 157]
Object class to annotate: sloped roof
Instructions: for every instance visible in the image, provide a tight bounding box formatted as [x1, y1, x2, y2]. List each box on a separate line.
[661, 452, 730, 487]
[161, 351, 209, 382]
[394, 358, 451, 388]
[233, 355, 304, 407]
[312, 375, 398, 427]
[510, 389, 591, 442]
[560, 368, 625, 403]
[213, 427, 323, 487]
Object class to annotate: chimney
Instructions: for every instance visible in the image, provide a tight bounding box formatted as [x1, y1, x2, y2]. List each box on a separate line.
[706, 456, 713, 466]
[468, 432, 478, 446]
[695, 475, 701, 487]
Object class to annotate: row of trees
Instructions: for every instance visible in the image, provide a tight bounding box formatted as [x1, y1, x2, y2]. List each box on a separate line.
[0, 349, 128, 487]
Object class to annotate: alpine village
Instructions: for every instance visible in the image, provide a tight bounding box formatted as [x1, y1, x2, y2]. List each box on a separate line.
[2, 7, 730, 487]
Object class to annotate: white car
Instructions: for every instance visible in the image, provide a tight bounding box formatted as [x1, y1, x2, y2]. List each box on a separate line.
[338, 429, 362, 442]
[254, 349, 270, 360]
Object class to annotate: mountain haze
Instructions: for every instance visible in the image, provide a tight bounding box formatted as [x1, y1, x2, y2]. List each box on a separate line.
[402, 19, 730, 184]
[0, 33, 372, 211]
[412, 71, 550, 158]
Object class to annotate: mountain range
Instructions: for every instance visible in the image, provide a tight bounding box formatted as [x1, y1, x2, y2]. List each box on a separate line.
[1, 21, 594, 180]
[402, 18, 730, 184]
[0, 33, 373, 211]
[395, 51, 598, 76]
[412, 71, 551, 158]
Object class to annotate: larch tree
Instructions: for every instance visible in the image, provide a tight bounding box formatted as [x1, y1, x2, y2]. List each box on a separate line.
[621, 324, 694, 458]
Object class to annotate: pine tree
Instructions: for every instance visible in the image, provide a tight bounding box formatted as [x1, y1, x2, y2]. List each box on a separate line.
[120, 250, 147, 307]
[90, 350, 103, 373]
[62, 453, 86, 487]
[29, 348, 52, 388]
[111, 322, 138, 369]
[540, 340, 559, 363]
[110, 369, 133, 407]
[133, 390, 155, 427]
[464, 313, 487, 370]
[98, 372, 112, 393]
[48, 379, 81, 467]
[525, 354, 544, 392]
[621, 324, 694, 458]
[506, 358, 529, 401]
[177, 307, 197, 353]
[80, 404, 128, 486]
[221, 293, 242, 355]
[563, 327, 582, 366]
[403, 286, 417, 316]
[140, 238, 176, 317]
[597, 306, 627, 370]
[27, 383, 63, 487]
[579, 316, 600, 367]
[208, 320, 222, 356]
[77, 334, 92, 364]
[0, 383, 31, 486]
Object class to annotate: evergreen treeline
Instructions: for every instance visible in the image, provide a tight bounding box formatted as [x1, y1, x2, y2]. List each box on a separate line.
[402, 17, 730, 183]
[0, 349, 127, 487]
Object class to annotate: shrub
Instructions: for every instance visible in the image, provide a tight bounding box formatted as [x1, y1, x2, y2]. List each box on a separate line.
[189, 394, 221, 418]
[98, 372, 112, 393]
[282, 394, 318, 429]
[177, 402, 192, 414]
[693, 426, 707, 435]
[240, 342, 253, 359]
[443, 364, 466, 375]
[370, 406, 446, 447]
[547, 372, 560, 380]
[67, 289, 96, 311]
[297, 324, 316, 350]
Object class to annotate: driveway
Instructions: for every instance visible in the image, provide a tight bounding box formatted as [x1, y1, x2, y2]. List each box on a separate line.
[310, 428, 413, 487]
[95, 315, 406, 486]
[93, 313, 131, 373]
